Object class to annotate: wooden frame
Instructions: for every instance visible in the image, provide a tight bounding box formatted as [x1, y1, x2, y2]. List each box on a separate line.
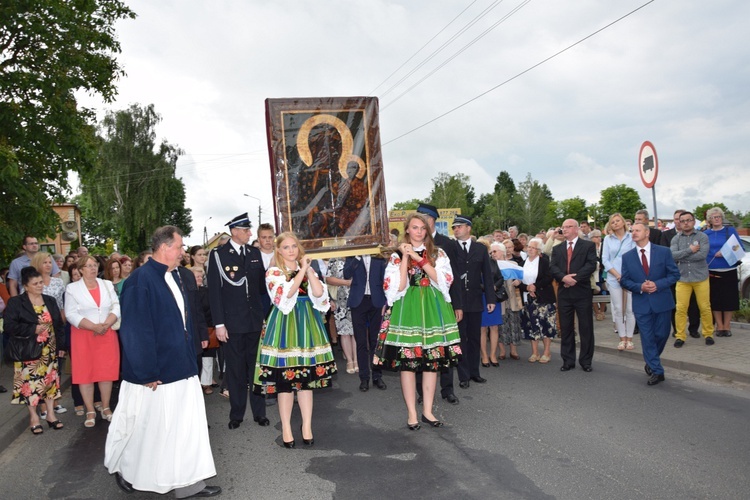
[265, 97, 389, 255]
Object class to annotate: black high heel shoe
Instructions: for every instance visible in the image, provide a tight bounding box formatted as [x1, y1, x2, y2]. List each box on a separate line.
[300, 424, 314, 446]
[490, 361, 499, 367]
[481, 361, 490, 367]
[421, 415, 444, 427]
[407, 422, 421, 431]
[283, 440, 296, 449]
[47, 420, 64, 430]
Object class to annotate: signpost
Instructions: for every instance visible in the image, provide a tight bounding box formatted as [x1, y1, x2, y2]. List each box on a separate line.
[638, 141, 659, 226]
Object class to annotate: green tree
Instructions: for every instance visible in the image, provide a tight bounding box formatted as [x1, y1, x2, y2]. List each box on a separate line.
[391, 198, 424, 211]
[427, 172, 475, 215]
[473, 170, 518, 235]
[0, 0, 135, 262]
[79, 104, 192, 253]
[513, 173, 554, 234]
[693, 202, 731, 224]
[547, 196, 588, 227]
[597, 184, 645, 220]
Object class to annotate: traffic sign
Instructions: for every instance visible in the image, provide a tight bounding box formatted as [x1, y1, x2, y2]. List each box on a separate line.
[638, 141, 658, 188]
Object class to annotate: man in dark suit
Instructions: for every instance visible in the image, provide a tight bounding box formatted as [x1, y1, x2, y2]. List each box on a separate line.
[659, 209, 700, 338]
[620, 222, 681, 385]
[415, 203, 462, 404]
[550, 219, 598, 372]
[207, 213, 269, 429]
[635, 209, 662, 246]
[344, 254, 387, 392]
[451, 215, 496, 388]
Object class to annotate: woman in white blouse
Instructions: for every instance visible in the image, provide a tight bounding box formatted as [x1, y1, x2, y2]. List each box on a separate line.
[65, 255, 121, 428]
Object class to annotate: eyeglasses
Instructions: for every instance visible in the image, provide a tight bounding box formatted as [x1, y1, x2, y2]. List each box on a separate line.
[679, 218, 694, 223]
[709, 215, 722, 219]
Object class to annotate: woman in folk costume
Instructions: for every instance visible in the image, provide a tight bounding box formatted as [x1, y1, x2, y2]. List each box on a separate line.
[374, 213, 461, 430]
[254, 232, 336, 448]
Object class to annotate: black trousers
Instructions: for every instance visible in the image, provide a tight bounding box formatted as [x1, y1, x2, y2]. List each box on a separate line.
[558, 293, 595, 368]
[457, 311, 482, 382]
[224, 330, 265, 422]
[350, 295, 383, 382]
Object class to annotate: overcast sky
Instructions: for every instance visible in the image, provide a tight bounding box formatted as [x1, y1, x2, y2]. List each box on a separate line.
[75, 0, 750, 246]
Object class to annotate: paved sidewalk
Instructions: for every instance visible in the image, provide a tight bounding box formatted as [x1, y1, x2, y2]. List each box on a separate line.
[591, 309, 750, 384]
[1, 310, 748, 453]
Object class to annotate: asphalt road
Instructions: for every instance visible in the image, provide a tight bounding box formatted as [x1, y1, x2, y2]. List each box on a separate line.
[1, 347, 749, 500]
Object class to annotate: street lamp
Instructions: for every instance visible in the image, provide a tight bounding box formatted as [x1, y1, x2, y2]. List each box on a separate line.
[243, 194, 262, 228]
[203, 216, 212, 246]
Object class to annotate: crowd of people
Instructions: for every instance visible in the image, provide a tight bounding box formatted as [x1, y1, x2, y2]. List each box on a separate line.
[0, 203, 742, 497]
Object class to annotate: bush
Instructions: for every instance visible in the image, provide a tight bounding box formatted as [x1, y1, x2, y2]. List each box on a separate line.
[733, 299, 750, 323]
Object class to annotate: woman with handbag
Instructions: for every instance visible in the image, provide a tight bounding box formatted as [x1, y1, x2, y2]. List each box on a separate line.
[64, 255, 120, 427]
[479, 240, 503, 367]
[492, 243, 522, 361]
[5, 267, 66, 434]
[511, 238, 557, 364]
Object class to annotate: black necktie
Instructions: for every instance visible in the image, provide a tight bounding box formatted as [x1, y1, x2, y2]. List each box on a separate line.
[462, 241, 468, 256]
[240, 245, 246, 263]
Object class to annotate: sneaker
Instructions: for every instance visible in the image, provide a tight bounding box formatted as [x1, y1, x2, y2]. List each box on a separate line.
[40, 411, 48, 419]
[54, 405, 67, 414]
[705, 337, 715, 346]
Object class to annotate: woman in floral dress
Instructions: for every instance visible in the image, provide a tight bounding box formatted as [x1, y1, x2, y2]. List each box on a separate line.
[326, 258, 357, 373]
[374, 213, 461, 430]
[254, 232, 336, 448]
[5, 267, 65, 434]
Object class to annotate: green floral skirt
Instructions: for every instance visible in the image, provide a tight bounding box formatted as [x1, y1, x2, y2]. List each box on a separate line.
[374, 284, 461, 372]
[253, 297, 337, 394]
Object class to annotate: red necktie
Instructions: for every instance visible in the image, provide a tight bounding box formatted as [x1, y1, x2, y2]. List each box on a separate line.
[641, 249, 649, 275]
[567, 242, 573, 273]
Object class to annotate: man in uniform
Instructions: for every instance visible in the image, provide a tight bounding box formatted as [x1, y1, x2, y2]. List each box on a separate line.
[207, 213, 269, 429]
[415, 203, 462, 404]
[451, 215, 496, 388]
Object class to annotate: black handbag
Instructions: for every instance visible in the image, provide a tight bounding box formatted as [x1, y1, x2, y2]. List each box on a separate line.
[494, 274, 509, 303]
[7, 335, 43, 362]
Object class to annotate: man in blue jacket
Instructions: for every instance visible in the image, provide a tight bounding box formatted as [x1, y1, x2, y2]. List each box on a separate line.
[105, 225, 220, 498]
[620, 223, 681, 386]
[344, 254, 388, 392]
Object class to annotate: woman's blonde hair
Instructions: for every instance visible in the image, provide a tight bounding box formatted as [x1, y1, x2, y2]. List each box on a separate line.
[30, 251, 52, 275]
[273, 231, 306, 278]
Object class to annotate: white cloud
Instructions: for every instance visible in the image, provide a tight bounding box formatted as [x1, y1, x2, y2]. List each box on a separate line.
[72, 0, 750, 245]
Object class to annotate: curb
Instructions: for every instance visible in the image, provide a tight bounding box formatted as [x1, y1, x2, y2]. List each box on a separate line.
[595, 344, 750, 385]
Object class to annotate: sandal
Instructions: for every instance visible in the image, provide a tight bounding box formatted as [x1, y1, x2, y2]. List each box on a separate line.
[202, 385, 214, 395]
[219, 389, 230, 399]
[617, 341, 626, 351]
[30, 424, 44, 435]
[626, 341, 635, 350]
[510, 353, 520, 360]
[47, 420, 64, 430]
[100, 407, 113, 422]
[84, 412, 96, 428]
[346, 361, 356, 374]
[539, 355, 550, 364]
[75, 406, 85, 417]
[94, 402, 103, 412]
[528, 354, 539, 363]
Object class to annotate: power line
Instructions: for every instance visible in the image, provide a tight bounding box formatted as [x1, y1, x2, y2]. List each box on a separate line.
[383, 0, 657, 146]
[379, 0, 507, 99]
[382, 0, 531, 110]
[368, 0, 479, 95]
